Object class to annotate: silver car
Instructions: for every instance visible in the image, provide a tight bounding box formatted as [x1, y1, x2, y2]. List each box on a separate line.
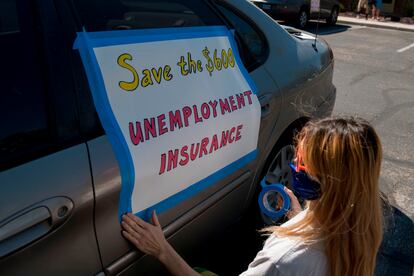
[0, 0, 335, 274]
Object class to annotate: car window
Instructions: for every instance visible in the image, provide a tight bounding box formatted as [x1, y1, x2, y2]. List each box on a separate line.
[214, 2, 268, 71]
[0, 0, 19, 34]
[0, 1, 52, 171]
[73, 0, 224, 31]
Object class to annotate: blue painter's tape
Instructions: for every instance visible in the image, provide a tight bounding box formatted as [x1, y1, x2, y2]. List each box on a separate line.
[73, 26, 259, 221]
[258, 180, 290, 220]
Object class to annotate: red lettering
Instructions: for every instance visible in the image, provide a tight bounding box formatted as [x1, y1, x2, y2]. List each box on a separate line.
[158, 124, 244, 174]
[209, 100, 218, 118]
[201, 103, 211, 120]
[229, 95, 237, 111]
[220, 130, 229, 148]
[167, 149, 179, 172]
[157, 114, 168, 136]
[159, 153, 166, 175]
[199, 137, 209, 158]
[143, 118, 157, 140]
[190, 143, 200, 161]
[179, 145, 189, 166]
[209, 134, 219, 153]
[219, 98, 231, 115]
[236, 93, 246, 109]
[229, 127, 236, 143]
[235, 124, 243, 141]
[244, 90, 253, 105]
[169, 110, 183, 131]
[182, 106, 192, 127]
[129, 122, 144, 145]
[193, 105, 203, 124]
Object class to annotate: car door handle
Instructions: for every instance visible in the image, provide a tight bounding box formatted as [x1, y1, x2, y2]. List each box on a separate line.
[0, 197, 73, 257]
[0, 207, 50, 242]
[259, 93, 273, 118]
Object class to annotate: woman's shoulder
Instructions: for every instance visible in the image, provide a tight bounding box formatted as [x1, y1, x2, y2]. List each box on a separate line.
[241, 232, 327, 276]
[273, 236, 327, 275]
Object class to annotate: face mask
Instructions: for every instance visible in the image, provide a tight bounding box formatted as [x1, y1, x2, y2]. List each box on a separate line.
[289, 163, 321, 200]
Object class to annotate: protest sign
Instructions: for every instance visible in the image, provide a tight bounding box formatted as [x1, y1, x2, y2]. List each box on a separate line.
[74, 26, 261, 219]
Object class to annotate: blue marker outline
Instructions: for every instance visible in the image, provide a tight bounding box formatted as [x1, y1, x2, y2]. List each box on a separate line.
[73, 26, 258, 221]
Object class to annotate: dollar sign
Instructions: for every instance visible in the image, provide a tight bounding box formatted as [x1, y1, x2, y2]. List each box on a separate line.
[202, 47, 214, 77]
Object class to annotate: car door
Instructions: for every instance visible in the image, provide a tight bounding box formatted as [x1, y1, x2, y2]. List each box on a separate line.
[0, 0, 101, 275]
[319, 0, 333, 17]
[57, 0, 280, 274]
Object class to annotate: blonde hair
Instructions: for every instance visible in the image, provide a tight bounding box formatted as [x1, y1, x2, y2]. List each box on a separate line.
[267, 117, 383, 276]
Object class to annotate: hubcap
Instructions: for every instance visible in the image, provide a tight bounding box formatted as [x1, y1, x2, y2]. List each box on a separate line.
[300, 12, 307, 27]
[267, 145, 295, 188]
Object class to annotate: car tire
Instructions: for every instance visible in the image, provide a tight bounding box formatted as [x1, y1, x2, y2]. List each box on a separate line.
[326, 6, 339, 25]
[296, 9, 309, 29]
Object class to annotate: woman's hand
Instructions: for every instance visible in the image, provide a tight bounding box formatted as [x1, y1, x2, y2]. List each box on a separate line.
[284, 187, 302, 219]
[121, 211, 199, 276]
[121, 211, 168, 260]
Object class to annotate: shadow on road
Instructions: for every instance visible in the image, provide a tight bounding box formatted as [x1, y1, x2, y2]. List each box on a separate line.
[376, 203, 414, 275]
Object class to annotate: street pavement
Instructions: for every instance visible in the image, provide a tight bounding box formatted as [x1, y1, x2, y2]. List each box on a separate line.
[189, 22, 414, 276]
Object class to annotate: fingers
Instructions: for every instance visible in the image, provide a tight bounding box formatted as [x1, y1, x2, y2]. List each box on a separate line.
[284, 187, 302, 219]
[122, 214, 146, 236]
[127, 213, 148, 229]
[152, 210, 160, 227]
[121, 219, 141, 235]
[284, 186, 294, 196]
[284, 187, 299, 202]
[284, 187, 300, 204]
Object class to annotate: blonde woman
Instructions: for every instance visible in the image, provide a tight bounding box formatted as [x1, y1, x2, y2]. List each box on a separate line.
[121, 117, 384, 276]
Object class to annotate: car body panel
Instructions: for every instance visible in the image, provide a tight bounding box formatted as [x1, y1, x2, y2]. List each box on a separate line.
[0, 144, 101, 275]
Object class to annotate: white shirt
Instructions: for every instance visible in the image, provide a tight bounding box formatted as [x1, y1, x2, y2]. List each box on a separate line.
[240, 210, 327, 276]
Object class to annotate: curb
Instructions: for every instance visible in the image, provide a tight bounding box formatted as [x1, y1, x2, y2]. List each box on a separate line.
[337, 18, 414, 33]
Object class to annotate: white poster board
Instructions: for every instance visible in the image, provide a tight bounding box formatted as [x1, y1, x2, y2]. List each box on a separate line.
[74, 26, 261, 219]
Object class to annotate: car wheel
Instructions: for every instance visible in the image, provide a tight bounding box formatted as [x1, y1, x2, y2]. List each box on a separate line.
[266, 144, 295, 188]
[260, 141, 296, 225]
[297, 9, 309, 29]
[326, 7, 339, 25]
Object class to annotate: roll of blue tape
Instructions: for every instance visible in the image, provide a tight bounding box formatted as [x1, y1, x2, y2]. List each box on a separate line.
[258, 180, 290, 221]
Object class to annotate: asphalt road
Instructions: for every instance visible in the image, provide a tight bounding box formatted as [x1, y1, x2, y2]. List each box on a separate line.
[189, 22, 414, 276]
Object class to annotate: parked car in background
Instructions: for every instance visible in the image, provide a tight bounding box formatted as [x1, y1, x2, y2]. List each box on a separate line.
[0, 0, 335, 274]
[250, 0, 340, 28]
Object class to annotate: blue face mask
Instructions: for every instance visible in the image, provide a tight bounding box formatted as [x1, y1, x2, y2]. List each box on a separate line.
[289, 163, 321, 200]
